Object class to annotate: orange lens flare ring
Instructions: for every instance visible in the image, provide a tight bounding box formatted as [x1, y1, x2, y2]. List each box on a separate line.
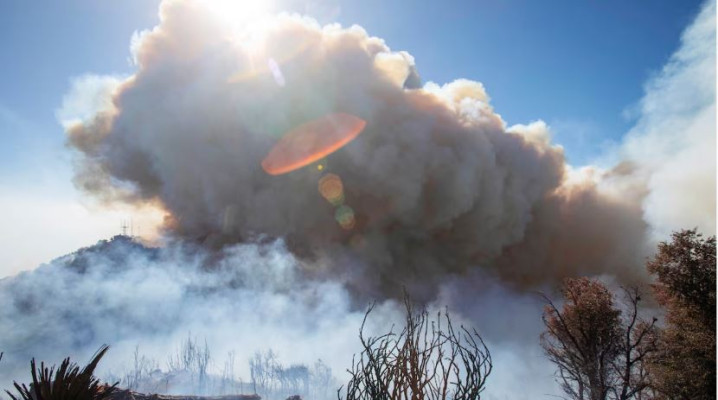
[261, 112, 365, 231]
[261, 112, 366, 175]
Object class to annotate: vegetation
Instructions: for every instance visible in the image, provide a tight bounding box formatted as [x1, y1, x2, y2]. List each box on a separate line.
[100, 338, 336, 400]
[339, 295, 492, 400]
[541, 229, 716, 400]
[3, 230, 714, 400]
[248, 350, 334, 400]
[6, 345, 118, 400]
[541, 279, 658, 400]
[645, 229, 716, 400]
[167, 335, 212, 395]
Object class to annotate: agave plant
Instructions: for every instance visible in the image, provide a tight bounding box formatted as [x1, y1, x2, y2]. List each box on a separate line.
[7, 345, 119, 400]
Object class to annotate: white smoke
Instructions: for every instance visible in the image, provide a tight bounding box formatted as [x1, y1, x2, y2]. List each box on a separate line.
[0, 237, 557, 399]
[620, 0, 716, 240]
[0, 238, 391, 398]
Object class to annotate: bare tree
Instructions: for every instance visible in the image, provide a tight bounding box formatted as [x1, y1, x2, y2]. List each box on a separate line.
[609, 287, 658, 400]
[124, 345, 160, 392]
[167, 334, 212, 394]
[249, 349, 279, 395]
[310, 359, 335, 400]
[541, 278, 658, 400]
[220, 351, 245, 395]
[339, 295, 492, 400]
[278, 364, 310, 396]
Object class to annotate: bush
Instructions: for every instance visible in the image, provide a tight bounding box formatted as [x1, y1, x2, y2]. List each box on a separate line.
[6, 345, 118, 400]
[340, 295, 492, 400]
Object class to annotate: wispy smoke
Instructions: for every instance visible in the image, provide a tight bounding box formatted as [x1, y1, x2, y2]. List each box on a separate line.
[0, 237, 557, 399]
[619, 0, 716, 240]
[0, 238, 387, 398]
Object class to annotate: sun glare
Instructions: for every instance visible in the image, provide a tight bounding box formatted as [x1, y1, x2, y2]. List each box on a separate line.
[204, 0, 274, 28]
[203, 0, 277, 59]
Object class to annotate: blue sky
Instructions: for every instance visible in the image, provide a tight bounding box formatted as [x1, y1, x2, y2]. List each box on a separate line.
[0, 0, 709, 274]
[331, 0, 706, 163]
[0, 0, 704, 171]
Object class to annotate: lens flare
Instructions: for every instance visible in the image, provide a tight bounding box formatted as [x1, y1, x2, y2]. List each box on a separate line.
[261, 112, 366, 175]
[318, 173, 344, 205]
[335, 205, 356, 230]
[267, 58, 285, 86]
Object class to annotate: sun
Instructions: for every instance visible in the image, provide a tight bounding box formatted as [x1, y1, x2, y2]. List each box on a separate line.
[204, 0, 274, 28]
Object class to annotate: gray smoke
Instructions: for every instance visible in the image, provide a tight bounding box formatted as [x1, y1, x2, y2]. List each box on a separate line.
[65, 0, 651, 297]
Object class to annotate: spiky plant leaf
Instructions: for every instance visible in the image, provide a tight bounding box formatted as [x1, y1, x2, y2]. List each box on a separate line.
[6, 345, 118, 400]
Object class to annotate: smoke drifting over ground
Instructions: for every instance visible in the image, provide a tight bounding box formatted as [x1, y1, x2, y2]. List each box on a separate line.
[1, 0, 714, 399]
[64, 0, 658, 296]
[0, 236, 561, 399]
[0, 238, 387, 399]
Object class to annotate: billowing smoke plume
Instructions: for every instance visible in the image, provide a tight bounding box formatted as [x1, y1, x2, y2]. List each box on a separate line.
[65, 0, 651, 297]
[1, 1, 713, 399]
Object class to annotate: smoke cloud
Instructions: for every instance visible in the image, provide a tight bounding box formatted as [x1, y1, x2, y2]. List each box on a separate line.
[64, 0, 652, 297]
[1, 1, 713, 399]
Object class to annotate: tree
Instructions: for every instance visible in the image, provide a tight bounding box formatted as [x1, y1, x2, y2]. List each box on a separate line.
[610, 287, 659, 400]
[541, 278, 658, 400]
[645, 229, 716, 400]
[340, 295, 492, 400]
[166, 334, 212, 394]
